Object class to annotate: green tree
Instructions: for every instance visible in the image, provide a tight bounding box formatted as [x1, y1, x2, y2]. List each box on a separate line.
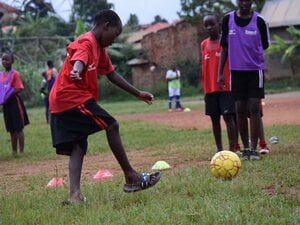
[179, 0, 235, 22]
[254, 0, 266, 12]
[15, 15, 73, 37]
[266, 26, 300, 79]
[151, 15, 168, 24]
[6, 14, 72, 65]
[22, 0, 55, 19]
[71, 0, 114, 25]
[74, 19, 87, 38]
[126, 14, 139, 27]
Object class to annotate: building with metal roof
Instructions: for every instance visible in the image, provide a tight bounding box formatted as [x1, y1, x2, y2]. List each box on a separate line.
[261, 0, 300, 79]
[261, 0, 300, 28]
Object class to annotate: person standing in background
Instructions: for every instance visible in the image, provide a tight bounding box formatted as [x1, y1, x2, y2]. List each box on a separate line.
[218, 0, 269, 160]
[166, 64, 183, 112]
[1, 52, 29, 156]
[201, 14, 240, 154]
[40, 60, 56, 123]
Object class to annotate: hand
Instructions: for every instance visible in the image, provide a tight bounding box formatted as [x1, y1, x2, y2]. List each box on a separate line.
[217, 73, 225, 90]
[137, 91, 154, 105]
[70, 69, 82, 81]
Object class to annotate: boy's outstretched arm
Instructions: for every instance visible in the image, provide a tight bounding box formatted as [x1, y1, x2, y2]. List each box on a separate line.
[107, 71, 154, 105]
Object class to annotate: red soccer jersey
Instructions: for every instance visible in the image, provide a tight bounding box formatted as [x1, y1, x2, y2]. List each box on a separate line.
[1, 70, 24, 89]
[46, 68, 56, 81]
[49, 32, 114, 113]
[201, 38, 230, 94]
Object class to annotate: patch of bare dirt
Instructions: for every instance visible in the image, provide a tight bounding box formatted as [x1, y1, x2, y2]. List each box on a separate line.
[262, 185, 300, 201]
[117, 91, 300, 129]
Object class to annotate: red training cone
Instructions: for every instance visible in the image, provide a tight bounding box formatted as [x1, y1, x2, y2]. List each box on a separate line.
[93, 169, 113, 180]
[47, 177, 64, 187]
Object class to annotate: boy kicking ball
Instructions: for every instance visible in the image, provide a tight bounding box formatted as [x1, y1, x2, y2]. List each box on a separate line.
[49, 9, 160, 204]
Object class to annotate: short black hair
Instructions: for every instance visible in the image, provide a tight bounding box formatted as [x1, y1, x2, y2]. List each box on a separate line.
[94, 9, 121, 27]
[203, 14, 220, 23]
[47, 60, 54, 67]
[2, 52, 14, 62]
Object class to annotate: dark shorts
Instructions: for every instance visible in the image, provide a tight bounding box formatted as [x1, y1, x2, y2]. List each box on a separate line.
[231, 70, 265, 101]
[204, 92, 235, 116]
[3, 94, 29, 132]
[50, 99, 116, 156]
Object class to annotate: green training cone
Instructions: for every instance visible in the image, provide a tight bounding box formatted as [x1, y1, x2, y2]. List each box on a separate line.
[152, 160, 171, 170]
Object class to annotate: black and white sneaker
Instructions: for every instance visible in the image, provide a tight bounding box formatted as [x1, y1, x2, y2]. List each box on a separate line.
[249, 150, 260, 160]
[241, 149, 250, 160]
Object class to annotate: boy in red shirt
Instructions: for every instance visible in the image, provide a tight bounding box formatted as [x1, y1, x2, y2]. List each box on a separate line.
[49, 10, 160, 204]
[41, 60, 57, 123]
[201, 15, 240, 154]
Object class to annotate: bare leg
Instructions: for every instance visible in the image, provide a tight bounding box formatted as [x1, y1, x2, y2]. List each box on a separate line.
[45, 109, 49, 123]
[223, 114, 237, 151]
[18, 130, 24, 153]
[258, 116, 265, 143]
[69, 144, 84, 202]
[10, 132, 18, 155]
[233, 115, 240, 150]
[105, 121, 140, 184]
[210, 115, 222, 151]
[235, 100, 250, 149]
[48, 109, 51, 125]
[248, 98, 261, 150]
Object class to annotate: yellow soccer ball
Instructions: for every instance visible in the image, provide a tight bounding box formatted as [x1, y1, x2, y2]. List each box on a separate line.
[210, 151, 241, 180]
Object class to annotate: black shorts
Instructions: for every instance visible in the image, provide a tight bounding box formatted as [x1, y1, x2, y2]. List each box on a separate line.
[3, 94, 29, 132]
[204, 92, 235, 116]
[50, 99, 116, 156]
[231, 70, 265, 101]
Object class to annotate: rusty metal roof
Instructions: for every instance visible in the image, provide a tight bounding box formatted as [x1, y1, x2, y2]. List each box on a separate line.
[261, 0, 300, 28]
[0, 2, 19, 13]
[127, 22, 171, 44]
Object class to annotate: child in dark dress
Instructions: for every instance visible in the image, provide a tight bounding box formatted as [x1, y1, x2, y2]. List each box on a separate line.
[1, 52, 29, 155]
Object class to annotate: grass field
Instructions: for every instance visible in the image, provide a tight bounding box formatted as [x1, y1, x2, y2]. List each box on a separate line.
[0, 97, 299, 225]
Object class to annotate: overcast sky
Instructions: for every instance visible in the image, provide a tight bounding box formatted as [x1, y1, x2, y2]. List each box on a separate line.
[7, 0, 238, 24]
[109, 0, 182, 24]
[6, 0, 182, 24]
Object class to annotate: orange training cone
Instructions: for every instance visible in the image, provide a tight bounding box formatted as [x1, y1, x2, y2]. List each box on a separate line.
[93, 169, 113, 180]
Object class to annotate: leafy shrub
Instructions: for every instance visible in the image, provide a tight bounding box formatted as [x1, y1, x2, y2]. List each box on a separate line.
[175, 59, 200, 87]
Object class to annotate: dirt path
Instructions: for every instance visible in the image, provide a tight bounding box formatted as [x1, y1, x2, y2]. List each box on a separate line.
[118, 91, 300, 129]
[1, 92, 299, 190]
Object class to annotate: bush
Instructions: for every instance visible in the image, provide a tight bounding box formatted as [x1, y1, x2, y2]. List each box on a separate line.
[98, 76, 134, 102]
[10, 63, 44, 107]
[175, 59, 200, 87]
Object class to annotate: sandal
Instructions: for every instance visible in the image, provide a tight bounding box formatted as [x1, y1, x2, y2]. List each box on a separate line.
[123, 172, 161, 193]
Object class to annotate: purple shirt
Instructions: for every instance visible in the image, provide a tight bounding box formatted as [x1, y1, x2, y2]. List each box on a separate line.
[228, 11, 265, 70]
